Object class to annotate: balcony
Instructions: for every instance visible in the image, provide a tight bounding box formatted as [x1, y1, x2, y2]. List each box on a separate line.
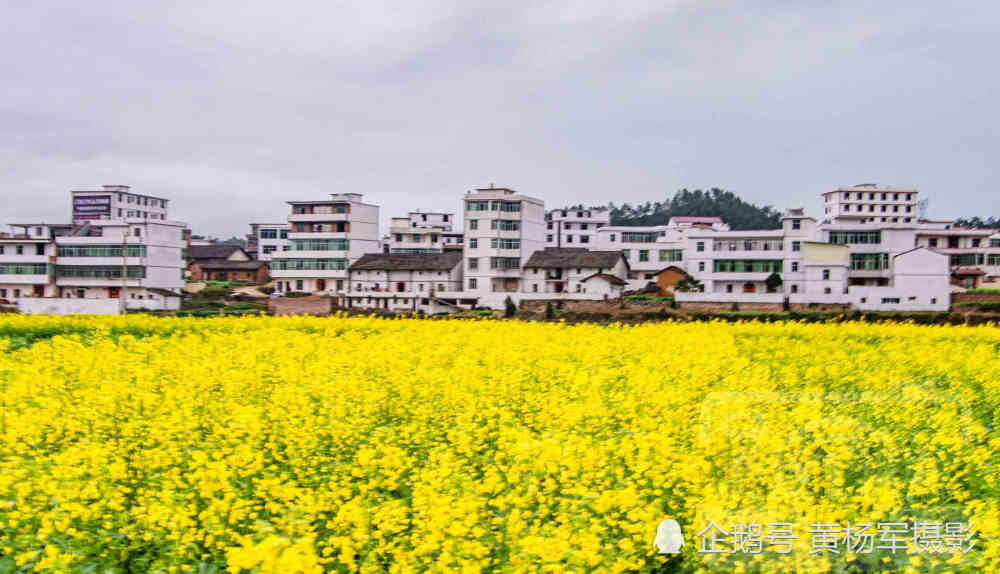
[287, 213, 350, 223]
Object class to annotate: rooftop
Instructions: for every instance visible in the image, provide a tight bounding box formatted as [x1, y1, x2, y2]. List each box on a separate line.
[349, 251, 462, 271]
[524, 248, 624, 269]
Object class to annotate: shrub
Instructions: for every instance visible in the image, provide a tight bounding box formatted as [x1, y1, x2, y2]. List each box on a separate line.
[504, 296, 517, 318]
[544, 302, 555, 320]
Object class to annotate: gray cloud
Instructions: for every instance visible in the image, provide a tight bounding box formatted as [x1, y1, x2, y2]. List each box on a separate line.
[2, 0, 998, 236]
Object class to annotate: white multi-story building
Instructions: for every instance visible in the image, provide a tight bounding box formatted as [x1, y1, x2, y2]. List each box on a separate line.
[270, 193, 381, 294]
[914, 225, 1000, 288]
[822, 184, 919, 224]
[72, 185, 170, 223]
[246, 223, 291, 261]
[345, 252, 463, 313]
[2, 217, 186, 310]
[459, 186, 545, 306]
[544, 207, 610, 247]
[386, 211, 463, 253]
[594, 216, 730, 290]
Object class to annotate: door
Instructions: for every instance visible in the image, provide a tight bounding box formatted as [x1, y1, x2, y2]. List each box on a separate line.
[317, 279, 326, 291]
[108, 287, 121, 299]
[397, 282, 406, 292]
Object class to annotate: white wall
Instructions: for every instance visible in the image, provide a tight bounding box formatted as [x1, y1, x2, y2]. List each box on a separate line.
[19, 298, 122, 315]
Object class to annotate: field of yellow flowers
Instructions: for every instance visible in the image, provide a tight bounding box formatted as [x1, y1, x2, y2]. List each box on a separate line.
[0, 314, 997, 573]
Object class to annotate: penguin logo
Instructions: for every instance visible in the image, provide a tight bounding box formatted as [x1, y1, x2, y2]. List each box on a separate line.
[653, 519, 684, 554]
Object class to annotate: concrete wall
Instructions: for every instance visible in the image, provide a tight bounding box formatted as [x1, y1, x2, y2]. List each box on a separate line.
[268, 296, 334, 316]
[19, 298, 122, 315]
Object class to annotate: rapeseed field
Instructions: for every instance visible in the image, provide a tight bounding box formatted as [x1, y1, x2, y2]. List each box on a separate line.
[0, 315, 997, 573]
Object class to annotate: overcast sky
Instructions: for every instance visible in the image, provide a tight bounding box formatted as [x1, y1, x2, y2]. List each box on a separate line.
[3, 1, 998, 237]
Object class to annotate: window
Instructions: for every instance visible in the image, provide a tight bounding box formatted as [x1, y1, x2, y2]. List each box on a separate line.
[467, 200, 489, 211]
[653, 250, 678, 263]
[468, 258, 478, 270]
[468, 219, 478, 231]
[829, 231, 881, 245]
[696, 242, 705, 252]
[712, 260, 784, 273]
[580, 223, 588, 230]
[881, 297, 900, 304]
[950, 254, 985, 266]
[468, 278, 477, 289]
[532, 284, 538, 292]
[791, 285, 799, 294]
[564, 223, 573, 230]
[991, 239, 1000, 248]
[972, 238, 981, 247]
[490, 238, 520, 249]
[989, 254, 1000, 266]
[469, 238, 478, 249]
[580, 235, 590, 244]
[489, 257, 520, 269]
[791, 241, 801, 252]
[57, 246, 146, 257]
[16, 246, 23, 255]
[336, 280, 343, 291]
[791, 220, 801, 230]
[133, 228, 142, 237]
[271, 259, 348, 271]
[296, 280, 304, 291]
[849, 253, 891, 270]
[35, 244, 45, 255]
[638, 250, 649, 262]
[0, 263, 49, 275]
[76, 288, 86, 298]
[430, 234, 438, 243]
[0, 289, 5, 298]
[928, 238, 938, 247]
[491, 220, 520, 231]
[698, 262, 705, 272]
[395, 234, 403, 242]
[791, 262, 799, 272]
[610, 234, 616, 242]
[822, 269, 830, 280]
[622, 232, 658, 243]
[54, 266, 144, 278]
[546, 234, 553, 242]
[726, 284, 733, 293]
[622, 249, 630, 260]
[292, 239, 349, 251]
[566, 235, 573, 243]
[260, 229, 278, 239]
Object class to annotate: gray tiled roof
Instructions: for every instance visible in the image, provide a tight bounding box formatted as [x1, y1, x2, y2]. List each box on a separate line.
[349, 251, 462, 271]
[524, 248, 623, 269]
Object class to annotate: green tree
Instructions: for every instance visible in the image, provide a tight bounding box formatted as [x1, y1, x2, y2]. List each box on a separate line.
[504, 296, 517, 318]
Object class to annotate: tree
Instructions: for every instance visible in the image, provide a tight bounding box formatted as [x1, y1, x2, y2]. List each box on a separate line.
[674, 275, 704, 293]
[608, 188, 782, 229]
[765, 272, 783, 293]
[954, 216, 1000, 229]
[504, 296, 517, 318]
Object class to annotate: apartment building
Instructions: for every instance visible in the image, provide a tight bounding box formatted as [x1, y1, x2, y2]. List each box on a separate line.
[345, 252, 463, 313]
[914, 225, 1000, 288]
[459, 186, 545, 307]
[593, 216, 730, 290]
[270, 193, 380, 294]
[72, 185, 170, 223]
[822, 184, 919, 223]
[2, 218, 187, 311]
[544, 207, 610, 247]
[386, 211, 463, 253]
[246, 223, 290, 261]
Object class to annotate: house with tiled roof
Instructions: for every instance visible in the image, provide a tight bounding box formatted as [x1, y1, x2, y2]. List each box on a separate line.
[345, 252, 463, 313]
[521, 247, 628, 296]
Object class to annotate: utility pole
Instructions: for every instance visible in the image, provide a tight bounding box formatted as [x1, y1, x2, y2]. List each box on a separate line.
[120, 225, 127, 315]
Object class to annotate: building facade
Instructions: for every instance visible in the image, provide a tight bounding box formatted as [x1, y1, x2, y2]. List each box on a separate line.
[246, 223, 291, 261]
[345, 252, 463, 313]
[270, 193, 381, 294]
[459, 187, 545, 307]
[71, 185, 170, 223]
[386, 211, 462, 253]
[544, 207, 610, 248]
[2, 217, 187, 310]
